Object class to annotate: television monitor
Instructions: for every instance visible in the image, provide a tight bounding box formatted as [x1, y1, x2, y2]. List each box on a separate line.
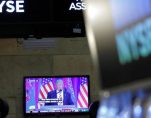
[84, 0, 151, 92]
[0, 0, 86, 38]
[24, 76, 90, 115]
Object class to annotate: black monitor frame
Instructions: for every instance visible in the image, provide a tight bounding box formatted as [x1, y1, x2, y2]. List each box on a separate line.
[23, 75, 90, 116]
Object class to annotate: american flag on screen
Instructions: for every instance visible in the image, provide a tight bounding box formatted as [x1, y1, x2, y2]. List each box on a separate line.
[39, 78, 54, 99]
[77, 77, 88, 108]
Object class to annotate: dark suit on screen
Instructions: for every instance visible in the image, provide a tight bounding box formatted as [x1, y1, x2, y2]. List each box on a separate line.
[45, 89, 74, 105]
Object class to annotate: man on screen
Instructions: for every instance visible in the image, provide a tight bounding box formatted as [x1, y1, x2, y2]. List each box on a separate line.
[45, 79, 74, 106]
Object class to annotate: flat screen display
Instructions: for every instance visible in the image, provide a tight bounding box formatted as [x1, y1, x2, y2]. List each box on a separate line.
[0, 0, 86, 37]
[0, 0, 86, 22]
[24, 76, 90, 115]
[54, 0, 86, 21]
[0, 0, 51, 22]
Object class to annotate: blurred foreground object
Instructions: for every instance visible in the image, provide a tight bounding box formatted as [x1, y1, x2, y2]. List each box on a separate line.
[96, 89, 151, 118]
[89, 101, 100, 118]
[0, 99, 9, 118]
[84, 0, 151, 94]
[84, 0, 151, 117]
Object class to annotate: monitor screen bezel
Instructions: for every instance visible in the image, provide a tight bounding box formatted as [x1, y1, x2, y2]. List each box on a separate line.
[23, 75, 90, 116]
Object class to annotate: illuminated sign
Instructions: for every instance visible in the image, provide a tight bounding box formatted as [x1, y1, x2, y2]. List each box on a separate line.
[116, 18, 151, 65]
[0, 0, 24, 13]
[54, 0, 85, 22]
[69, 0, 86, 11]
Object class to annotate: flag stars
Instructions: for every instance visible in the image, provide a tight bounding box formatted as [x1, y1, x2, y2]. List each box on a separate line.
[42, 79, 52, 85]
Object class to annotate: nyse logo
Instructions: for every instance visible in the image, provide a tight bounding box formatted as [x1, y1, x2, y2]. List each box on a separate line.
[116, 18, 151, 65]
[0, 0, 24, 13]
[69, 0, 86, 11]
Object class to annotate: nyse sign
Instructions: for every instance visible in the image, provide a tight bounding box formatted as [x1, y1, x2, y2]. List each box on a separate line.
[116, 18, 151, 65]
[0, 0, 24, 13]
[69, 0, 86, 11]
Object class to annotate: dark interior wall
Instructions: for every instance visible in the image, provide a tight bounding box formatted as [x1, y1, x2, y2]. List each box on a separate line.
[0, 38, 100, 118]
